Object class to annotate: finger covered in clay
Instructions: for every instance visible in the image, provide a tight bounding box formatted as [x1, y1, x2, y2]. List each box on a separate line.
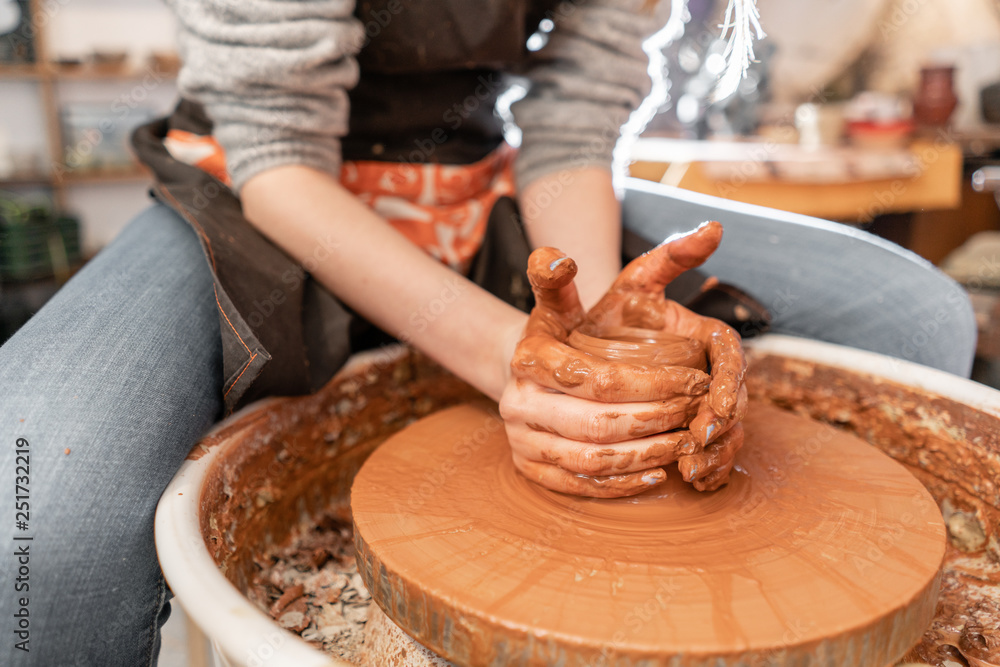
[506, 425, 696, 476]
[604, 221, 722, 295]
[634, 299, 746, 422]
[500, 379, 702, 444]
[525, 247, 585, 334]
[677, 423, 745, 492]
[690, 382, 748, 446]
[511, 453, 667, 498]
[701, 322, 748, 420]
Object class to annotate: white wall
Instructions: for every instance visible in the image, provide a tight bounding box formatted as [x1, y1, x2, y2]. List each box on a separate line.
[67, 181, 164, 252]
[753, 0, 1000, 127]
[44, 0, 178, 66]
[866, 0, 1000, 129]
[866, 0, 1000, 95]
[756, 0, 893, 103]
[0, 82, 50, 170]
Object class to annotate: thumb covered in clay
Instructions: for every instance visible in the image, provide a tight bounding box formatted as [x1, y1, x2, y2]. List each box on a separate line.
[524, 247, 586, 339]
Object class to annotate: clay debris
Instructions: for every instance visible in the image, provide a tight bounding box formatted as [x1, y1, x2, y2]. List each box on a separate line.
[250, 515, 372, 662]
[898, 545, 1000, 667]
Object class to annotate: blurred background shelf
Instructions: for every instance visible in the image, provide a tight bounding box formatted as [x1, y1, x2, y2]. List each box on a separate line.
[0, 0, 178, 253]
[59, 166, 151, 185]
[0, 63, 42, 79]
[0, 63, 178, 81]
[0, 166, 151, 187]
[0, 172, 52, 187]
[631, 138, 963, 222]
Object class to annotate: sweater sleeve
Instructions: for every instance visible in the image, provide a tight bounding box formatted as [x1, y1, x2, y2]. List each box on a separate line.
[510, 0, 671, 192]
[167, 0, 364, 193]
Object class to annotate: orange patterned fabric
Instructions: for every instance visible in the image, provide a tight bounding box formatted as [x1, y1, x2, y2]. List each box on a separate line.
[340, 148, 515, 270]
[163, 130, 232, 186]
[165, 129, 515, 271]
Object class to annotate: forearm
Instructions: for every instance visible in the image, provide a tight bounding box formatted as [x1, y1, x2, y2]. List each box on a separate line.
[518, 167, 621, 310]
[241, 165, 526, 401]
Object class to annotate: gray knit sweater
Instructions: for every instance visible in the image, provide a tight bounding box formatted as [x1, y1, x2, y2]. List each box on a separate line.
[167, 0, 670, 194]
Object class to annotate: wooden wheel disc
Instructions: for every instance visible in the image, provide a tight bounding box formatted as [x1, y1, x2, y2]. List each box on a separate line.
[351, 401, 946, 666]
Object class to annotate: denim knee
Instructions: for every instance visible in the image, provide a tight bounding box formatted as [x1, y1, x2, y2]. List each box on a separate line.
[1, 203, 224, 665]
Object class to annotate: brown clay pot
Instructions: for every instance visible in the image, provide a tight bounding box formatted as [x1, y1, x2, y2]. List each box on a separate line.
[912, 65, 959, 127]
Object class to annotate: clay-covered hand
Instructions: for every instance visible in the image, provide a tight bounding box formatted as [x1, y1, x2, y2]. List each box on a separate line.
[584, 221, 748, 452]
[499, 221, 747, 497]
[500, 242, 712, 497]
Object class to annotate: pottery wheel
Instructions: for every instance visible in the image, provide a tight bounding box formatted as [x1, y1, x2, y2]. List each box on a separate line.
[351, 401, 946, 666]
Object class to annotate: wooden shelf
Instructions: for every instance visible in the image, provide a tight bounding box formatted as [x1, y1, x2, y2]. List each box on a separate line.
[49, 64, 178, 81]
[0, 172, 53, 187]
[630, 137, 963, 222]
[1, 167, 151, 188]
[0, 63, 43, 80]
[0, 63, 178, 82]
[60, 166, 150, 185]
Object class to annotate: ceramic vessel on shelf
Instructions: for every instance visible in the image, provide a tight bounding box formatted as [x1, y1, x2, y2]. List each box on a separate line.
[912, 65, 959, 127]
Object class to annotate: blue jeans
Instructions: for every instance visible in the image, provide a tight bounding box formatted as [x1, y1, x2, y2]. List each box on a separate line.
[1, 204, 223, 666]
[0, 187, 975, 665]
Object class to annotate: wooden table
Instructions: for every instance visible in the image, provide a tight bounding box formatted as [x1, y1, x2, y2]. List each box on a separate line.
[630, 137, 963, 223]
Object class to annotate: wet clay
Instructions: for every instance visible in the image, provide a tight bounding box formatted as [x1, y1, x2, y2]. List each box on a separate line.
[511, 223, 740, 409]
[567, 325, 708, 369]
[563, 324, 742, 492]
[351, 401, 946, 667]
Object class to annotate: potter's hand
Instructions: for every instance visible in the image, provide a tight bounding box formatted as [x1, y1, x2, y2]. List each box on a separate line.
[499, 249, 709, 498]
[678, 423, 744, 492]
[585, 221, 748, 455]
[507, 248, 711, 402]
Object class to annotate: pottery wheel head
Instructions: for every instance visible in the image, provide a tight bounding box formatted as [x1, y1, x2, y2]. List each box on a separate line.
[351, 402, 946, 667]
